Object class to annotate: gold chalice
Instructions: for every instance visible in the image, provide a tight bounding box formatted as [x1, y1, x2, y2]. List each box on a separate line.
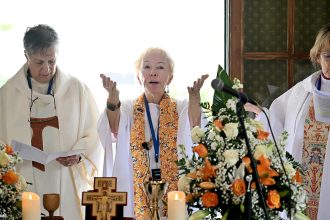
[144, 180, 168, 220]
[43, 193, 60, 220]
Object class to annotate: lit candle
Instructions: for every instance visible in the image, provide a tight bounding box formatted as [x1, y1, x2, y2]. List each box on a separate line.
[22, 192, 41, 220]
[168, 191, 186, 220]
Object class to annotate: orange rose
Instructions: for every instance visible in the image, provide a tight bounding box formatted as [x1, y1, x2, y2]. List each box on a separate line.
[292, 169, 302, 185]
[232, 178, 246, 197]
[2, 170, 19, 185]
[257, 129, 270, 140]
[5, 144, 14, 155]
[213, 119, 224, 130]
[193, 144, 208, 158]
[201, 192, 218, 208]
[266, 190, 281, 209]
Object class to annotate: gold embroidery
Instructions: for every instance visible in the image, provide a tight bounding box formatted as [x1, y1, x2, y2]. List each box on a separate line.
[130, 94, 179, 220]
[303, 98, 330, 220]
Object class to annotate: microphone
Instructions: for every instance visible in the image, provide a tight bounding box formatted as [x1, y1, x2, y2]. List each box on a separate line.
[142, 142, 152, 182]
[211, 79, 258, 105]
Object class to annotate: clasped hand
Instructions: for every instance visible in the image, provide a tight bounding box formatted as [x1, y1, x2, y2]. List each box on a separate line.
[56, 155, 81, 167]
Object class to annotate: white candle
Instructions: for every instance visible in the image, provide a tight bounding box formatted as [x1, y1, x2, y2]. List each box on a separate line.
[22, 192, 41, 220]
[168, 191, 186, 220]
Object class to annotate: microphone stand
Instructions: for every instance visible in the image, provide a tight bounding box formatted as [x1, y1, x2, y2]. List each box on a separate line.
[236, 99, 270, 220]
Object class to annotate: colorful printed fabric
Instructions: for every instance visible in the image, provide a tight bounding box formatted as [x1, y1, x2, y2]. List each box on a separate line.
[302, 98, 330, 220]
[130, 93, 179, 220]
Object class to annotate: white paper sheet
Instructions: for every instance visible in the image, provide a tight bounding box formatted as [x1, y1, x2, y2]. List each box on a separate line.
[11, 140, 85, 165]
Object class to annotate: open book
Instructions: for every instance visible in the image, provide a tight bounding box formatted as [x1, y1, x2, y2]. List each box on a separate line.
[11, 140, 85, 165]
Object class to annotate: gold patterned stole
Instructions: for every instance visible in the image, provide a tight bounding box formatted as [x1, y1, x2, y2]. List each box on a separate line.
[130, 93, 179, 220]
[302, 98, 330, 220]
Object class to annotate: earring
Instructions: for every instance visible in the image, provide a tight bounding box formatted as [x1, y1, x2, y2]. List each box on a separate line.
[165, 85, 170, 93]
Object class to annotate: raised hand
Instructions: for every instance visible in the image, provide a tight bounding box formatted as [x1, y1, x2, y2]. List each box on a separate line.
[100, 74, 120, 104]
[187, 74, 209, 101]
[187, 74, 209, 128]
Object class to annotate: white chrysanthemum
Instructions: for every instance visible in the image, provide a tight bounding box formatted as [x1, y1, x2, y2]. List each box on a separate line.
[178, 175, 192, 192]
[223, 149, 239, 166]
[208, 131, 216, 140]
[250, 119, 265, 131]
[15, 175, 28, 192]
[284, 163, 296, 178]
[215, 135, 223, 142]
[223, 123, 239, 139]
[253, 144, 269, 160]
[191, 126, 205, 143]
[0, 149, 12, 167]
[226, 99, 237, 112]
[211, 142, 217, 150]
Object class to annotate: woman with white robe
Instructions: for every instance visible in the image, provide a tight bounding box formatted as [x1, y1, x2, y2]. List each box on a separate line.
[98, 47, 208, 219]
[0, 24, 103, 219]
[246, 23, 330, 220]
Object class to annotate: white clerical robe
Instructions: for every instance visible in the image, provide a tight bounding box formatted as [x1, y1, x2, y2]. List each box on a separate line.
[0, 63, 104, 220]
[258, 70, 330, 220]
[98, 97, 207, 218]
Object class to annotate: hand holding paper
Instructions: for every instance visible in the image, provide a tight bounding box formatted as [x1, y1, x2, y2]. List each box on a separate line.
[11, 140, 85, 165]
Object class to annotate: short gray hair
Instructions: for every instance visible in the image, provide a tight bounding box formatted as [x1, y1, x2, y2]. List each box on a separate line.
[23, 24, 59, 56]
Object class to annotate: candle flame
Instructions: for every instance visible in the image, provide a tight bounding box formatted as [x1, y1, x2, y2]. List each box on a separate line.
[174, 193, 179, 200]
[28, 193, 32, 200]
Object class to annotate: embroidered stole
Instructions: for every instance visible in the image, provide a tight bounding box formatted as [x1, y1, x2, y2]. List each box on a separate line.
[302, 98, 330, 220]
[130, 94, 179, 220]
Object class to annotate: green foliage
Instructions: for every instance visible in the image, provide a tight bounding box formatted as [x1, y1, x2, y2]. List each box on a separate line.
[211, 65, 233, 116]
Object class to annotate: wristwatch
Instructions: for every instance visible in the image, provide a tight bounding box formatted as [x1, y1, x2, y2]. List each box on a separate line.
[107, 101, 121, 111]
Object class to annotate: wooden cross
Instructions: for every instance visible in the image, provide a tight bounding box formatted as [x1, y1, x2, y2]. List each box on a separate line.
[82, 177, 127, 220]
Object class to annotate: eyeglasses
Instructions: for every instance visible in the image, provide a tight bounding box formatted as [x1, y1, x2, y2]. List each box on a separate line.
[28, 90, 56, 123]
[320, 52, 330, 61]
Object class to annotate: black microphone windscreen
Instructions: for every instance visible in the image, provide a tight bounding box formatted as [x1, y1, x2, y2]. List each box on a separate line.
[211, 79, 224, 91]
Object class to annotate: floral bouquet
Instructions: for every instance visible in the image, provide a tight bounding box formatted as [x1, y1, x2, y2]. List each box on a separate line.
[0, 142, 27, 219]
[177, 66, 309, 220]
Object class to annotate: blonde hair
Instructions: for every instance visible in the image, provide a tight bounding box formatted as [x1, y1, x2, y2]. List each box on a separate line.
[135, 47, 175, 77]
[310, 23, 330, 67]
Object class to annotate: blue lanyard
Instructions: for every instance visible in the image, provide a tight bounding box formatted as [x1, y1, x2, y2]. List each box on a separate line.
[27, 70, 54, 95]
[144, 95, 160, 163]
[316, 75, 321, 91]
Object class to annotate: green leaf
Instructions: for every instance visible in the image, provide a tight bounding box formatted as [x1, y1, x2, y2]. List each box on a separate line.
[222, 210, 229, 220]
[188, 210, 210, 220]
[294, 211, 311, 220]
[211, 64, 234, 116]
[278, 190, 289, 197]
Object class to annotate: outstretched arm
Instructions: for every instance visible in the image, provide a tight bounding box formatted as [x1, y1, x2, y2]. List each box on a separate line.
[187, 74, 209, 128]
[100, 74, 121, 135]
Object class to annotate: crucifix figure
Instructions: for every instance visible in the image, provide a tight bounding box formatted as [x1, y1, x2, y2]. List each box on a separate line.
[82, 177, 127, 220]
